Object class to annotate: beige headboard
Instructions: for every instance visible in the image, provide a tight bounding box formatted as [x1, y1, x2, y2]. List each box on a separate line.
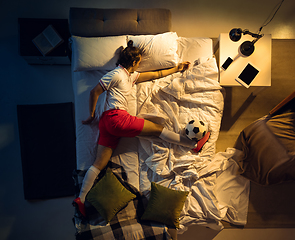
[69, 7, 171, 37]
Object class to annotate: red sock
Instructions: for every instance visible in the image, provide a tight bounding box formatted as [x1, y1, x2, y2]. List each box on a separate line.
[192, 132, 210, 153]
[73, 197, 86, 217]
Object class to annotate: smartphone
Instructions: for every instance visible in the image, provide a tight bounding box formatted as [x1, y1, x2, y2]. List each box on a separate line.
[221, 57, 233, 70]
[235, 63, 259, 88]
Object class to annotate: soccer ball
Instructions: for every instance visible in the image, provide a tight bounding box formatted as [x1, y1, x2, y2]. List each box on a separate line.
[185, 119, 208, 141]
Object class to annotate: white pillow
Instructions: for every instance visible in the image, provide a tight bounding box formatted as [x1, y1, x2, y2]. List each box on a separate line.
[71, 35, 127, 72]
[177, 37, 213, 67]
[128, 32, 179, 72]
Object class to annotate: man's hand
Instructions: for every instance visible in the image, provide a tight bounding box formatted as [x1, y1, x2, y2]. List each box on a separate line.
[137, 61, 191, 84]
[177, 61, 191, 73]
[82, 115, 95, 125]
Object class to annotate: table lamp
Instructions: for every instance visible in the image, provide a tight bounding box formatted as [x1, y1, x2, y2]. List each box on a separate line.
[229, 28, 263, 56]
[228, 0, 285, 57]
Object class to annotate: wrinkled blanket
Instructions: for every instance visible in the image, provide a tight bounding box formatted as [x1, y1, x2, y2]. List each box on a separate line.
[133, 58, 250, 232]
[137, 57, 223, 176]
[73, 57, 250, 235]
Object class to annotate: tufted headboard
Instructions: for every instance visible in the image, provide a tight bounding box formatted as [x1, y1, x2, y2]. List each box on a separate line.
[69, 7, 171, 37]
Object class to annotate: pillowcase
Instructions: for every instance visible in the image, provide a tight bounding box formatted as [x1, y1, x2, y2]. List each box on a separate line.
[177, 37, 213, 66]
[71, 35, 127, 72]
[128, 32, 179, 72]
[141, 182, 189, 228]
[86, 168, 136, 223]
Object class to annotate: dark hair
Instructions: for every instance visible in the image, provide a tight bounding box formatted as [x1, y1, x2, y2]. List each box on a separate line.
[116, 40, 142, 69]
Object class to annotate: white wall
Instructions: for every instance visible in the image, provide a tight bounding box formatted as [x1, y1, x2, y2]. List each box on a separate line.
[1, 0, 295, 39]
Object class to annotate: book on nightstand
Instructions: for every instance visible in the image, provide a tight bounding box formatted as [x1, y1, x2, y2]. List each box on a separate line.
[32, 25, 64, 56]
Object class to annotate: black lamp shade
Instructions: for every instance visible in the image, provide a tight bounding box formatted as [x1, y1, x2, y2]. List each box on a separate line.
[229, 28, 242, 41]
[239, 41, 255, 56]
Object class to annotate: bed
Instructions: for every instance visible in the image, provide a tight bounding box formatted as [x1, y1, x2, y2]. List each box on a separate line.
[69, 7, 250, 239]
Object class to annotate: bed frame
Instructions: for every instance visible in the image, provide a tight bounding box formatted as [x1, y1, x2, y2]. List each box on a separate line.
[69, 7, 256, 239]
[69, 7, 171, 37]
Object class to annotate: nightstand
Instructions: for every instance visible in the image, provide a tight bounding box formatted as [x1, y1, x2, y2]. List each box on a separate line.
[18, 18, 71, 65]
[218, 33, 272, 88]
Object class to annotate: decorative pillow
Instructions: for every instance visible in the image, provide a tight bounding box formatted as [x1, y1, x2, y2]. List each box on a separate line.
[86, 168, 136, 223]
[177, 37, 213, 65]
[71, 35, 127, 72]
[128, 32, 179, 72]
[141, 182, 189, 228]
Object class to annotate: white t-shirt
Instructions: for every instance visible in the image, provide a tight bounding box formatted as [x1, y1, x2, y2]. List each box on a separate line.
[99, 65, 140, 112]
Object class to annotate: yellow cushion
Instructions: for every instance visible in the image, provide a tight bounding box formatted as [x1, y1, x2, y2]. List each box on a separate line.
[86, 168, 136, 223]
[141, 182, 189, 228]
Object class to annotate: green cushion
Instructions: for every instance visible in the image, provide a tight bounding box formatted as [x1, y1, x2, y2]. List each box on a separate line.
[86, 168, 136, 223]
[141, 182, 189, 228]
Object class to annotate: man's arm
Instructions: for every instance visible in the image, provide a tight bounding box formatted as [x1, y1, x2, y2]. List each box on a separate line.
[136, 61, 190, 84]
[82, 83, 104, 124]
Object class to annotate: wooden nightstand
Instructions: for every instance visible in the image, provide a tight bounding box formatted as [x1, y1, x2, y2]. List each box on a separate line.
[218, 33, 272, 88]
[18, 18, 71, 65]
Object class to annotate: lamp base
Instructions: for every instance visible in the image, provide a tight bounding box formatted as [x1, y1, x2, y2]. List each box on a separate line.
[240, 41, 255, 56]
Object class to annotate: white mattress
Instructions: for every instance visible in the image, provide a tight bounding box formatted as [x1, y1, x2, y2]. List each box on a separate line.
[71, 37, 250, 231]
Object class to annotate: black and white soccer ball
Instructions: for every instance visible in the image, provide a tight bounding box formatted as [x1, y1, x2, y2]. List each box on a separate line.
[185, 119, 208, 141]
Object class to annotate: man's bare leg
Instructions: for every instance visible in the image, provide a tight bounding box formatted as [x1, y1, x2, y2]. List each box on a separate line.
[92, 145, 114, 170]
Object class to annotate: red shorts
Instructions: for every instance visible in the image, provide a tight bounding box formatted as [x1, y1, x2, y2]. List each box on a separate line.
[98, 109, 145, 149]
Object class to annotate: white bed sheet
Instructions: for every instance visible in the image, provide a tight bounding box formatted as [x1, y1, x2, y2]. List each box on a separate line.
[71, 40, 250, 232]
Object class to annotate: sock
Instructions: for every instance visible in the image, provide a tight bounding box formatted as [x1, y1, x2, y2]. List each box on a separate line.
[192, 132, 210, 153]
[159, 128, 197, 148]
[79, 165, 101, 203]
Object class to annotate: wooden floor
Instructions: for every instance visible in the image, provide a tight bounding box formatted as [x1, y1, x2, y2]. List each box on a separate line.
[216, 39, 295, 153]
